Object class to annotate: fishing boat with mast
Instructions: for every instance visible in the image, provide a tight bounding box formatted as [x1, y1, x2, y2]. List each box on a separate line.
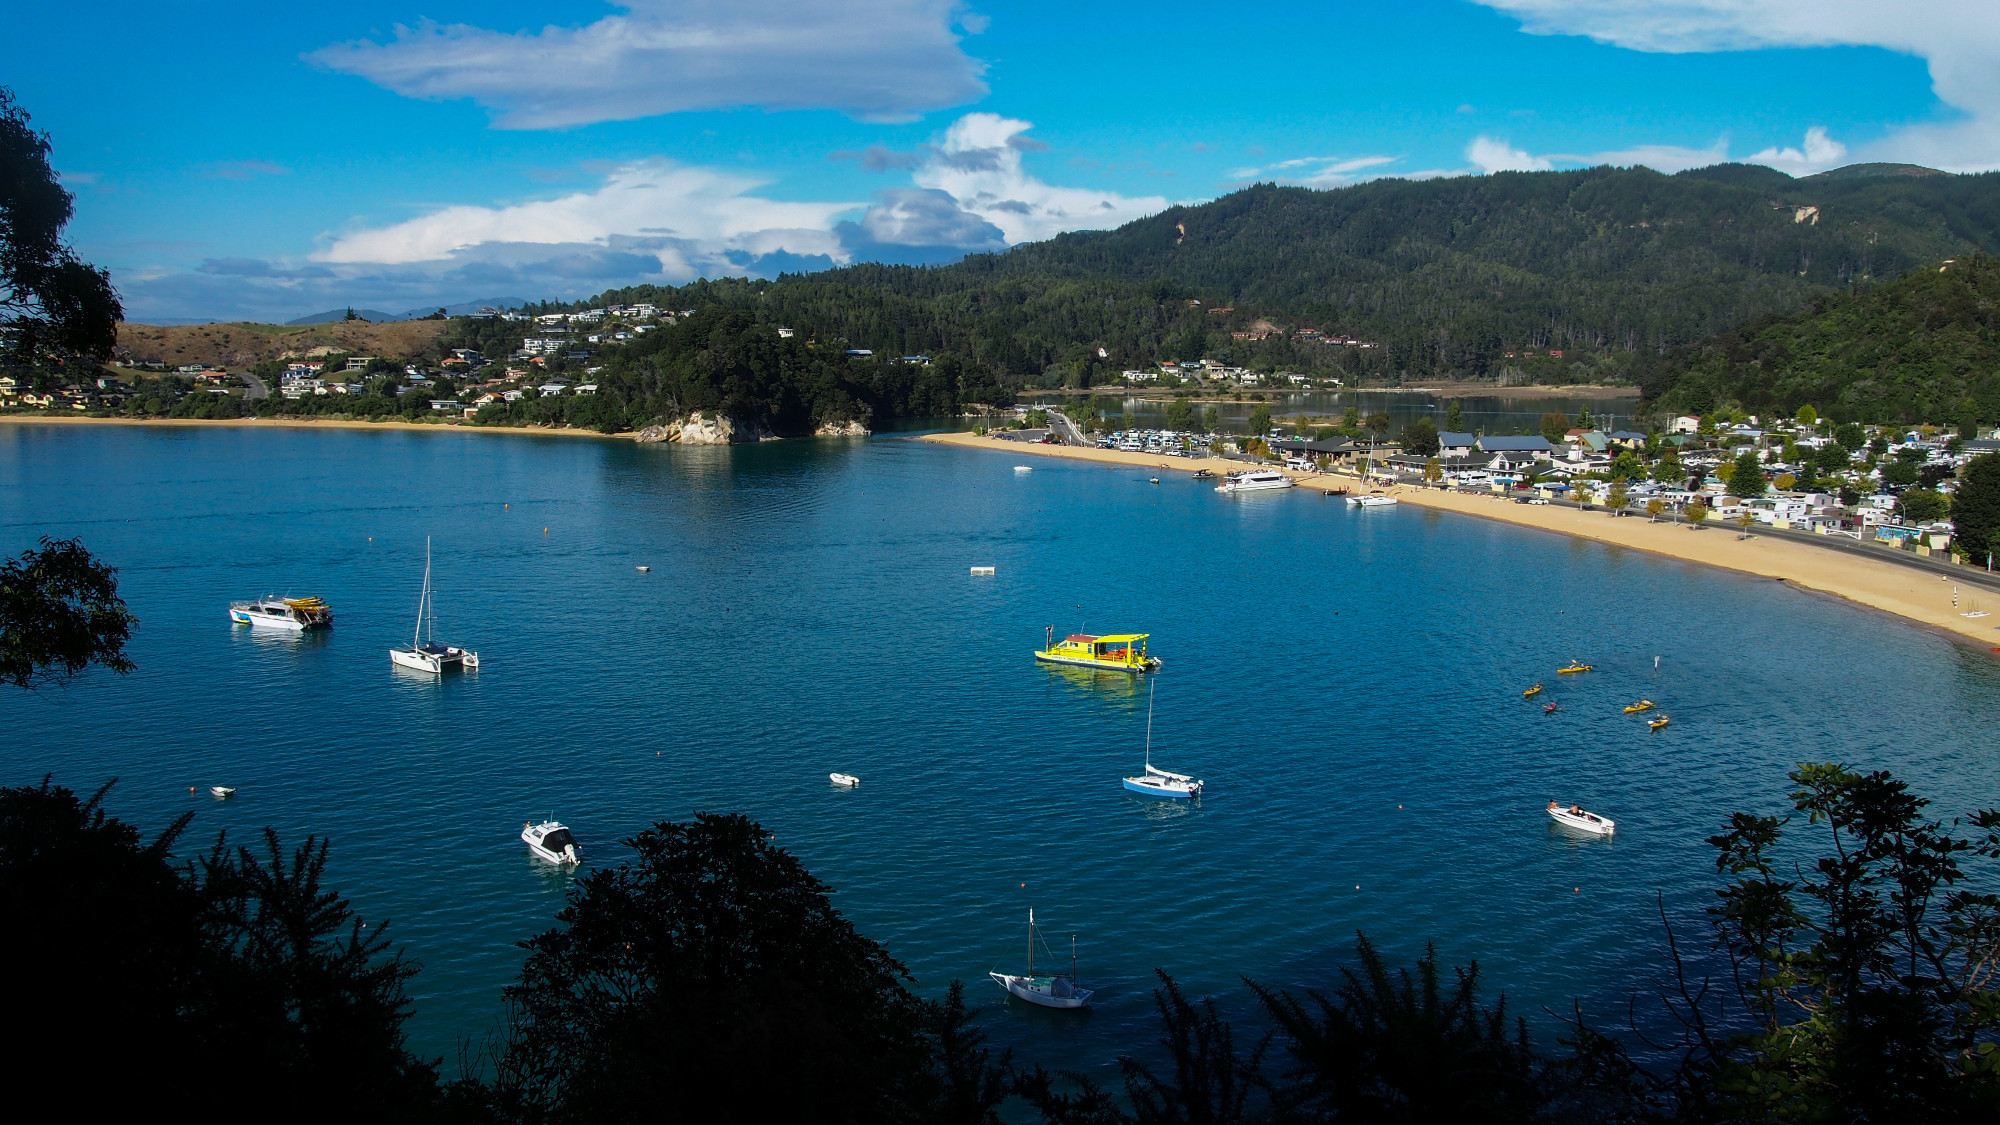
[989, 909, 1093, 1010]
[1123, 680, 1204, 798]
[389, 538, 480, 674]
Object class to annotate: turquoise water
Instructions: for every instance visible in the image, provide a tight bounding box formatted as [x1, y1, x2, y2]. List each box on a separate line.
[3, 422, 1996, 1074]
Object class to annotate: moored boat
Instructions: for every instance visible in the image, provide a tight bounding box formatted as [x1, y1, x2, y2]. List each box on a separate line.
[1547, 801, 1614, 835]
[829, 773, 860, 788]
[990, 909, 1093, 1010]
[228, 596, 333, 631]
[1035, 626, 1160, 673]
[210, 786, 235, 798]
[1217, 470, 1294, 493]
[522, 820, 580, 865]
[1122, 681, 1204, 799]
[1347, 493, 1399, 507]
[390, 538, 480, 675]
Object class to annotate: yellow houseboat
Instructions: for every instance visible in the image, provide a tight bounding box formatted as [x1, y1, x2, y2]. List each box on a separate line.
[1035, 628, 1161, 674]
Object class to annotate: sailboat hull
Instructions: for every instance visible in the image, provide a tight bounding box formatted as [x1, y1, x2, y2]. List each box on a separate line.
[990, 972, 1093, 1009]
[1123, 776, 1200, 798]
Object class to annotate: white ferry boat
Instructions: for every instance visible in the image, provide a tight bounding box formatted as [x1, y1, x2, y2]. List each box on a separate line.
[228, 596, 333, 632]
[1217, 470, 1295, 493]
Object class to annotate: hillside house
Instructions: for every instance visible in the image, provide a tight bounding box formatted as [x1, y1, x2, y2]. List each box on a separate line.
[1438, 431, 1475, 458]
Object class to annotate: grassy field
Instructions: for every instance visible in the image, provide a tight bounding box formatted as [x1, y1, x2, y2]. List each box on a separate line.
[116, 319, 452, 369]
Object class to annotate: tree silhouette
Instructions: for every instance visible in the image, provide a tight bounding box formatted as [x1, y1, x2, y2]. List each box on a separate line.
[0, 86, 120, 371]
[0, 537, 136, 688]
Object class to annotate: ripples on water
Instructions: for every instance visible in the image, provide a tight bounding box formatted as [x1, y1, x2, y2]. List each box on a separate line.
[2, 422, 1996, 1074]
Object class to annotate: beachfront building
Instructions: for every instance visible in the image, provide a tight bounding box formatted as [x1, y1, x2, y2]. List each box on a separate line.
[1438, 431, 1475, 458]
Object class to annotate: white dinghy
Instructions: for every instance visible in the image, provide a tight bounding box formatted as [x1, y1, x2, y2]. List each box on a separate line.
[990, 908, 1093, 1010]
[1547, 801, 1615, 836]
[210, 786, 236, 799]
[1122, 680, 1203, 799]
[829, 773, 860, 788]
[522, 820, 581, 865]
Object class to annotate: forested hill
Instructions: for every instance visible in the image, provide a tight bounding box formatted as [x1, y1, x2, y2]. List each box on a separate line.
[581, 163, 2000, 382]
[1638, 253, 2000, 426]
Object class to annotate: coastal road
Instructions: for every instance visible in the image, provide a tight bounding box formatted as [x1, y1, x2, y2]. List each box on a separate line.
[241, 371, 269, 401]
[1045, 408, 1088, 446]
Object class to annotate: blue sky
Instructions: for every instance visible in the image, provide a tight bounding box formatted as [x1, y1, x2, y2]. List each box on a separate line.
[11, 0, 1993, 322]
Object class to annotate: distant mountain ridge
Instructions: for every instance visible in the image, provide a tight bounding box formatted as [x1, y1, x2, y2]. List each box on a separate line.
[284, 297, 528, 326]
[570, 162, 2000, 381]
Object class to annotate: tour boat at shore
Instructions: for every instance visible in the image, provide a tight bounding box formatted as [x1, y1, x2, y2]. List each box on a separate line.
[389, 538, 480, 675]
[522, 820, 580, 865]
[990, 909, 1093, 1010]
[1548, 801, 1615, 835]
[1218, 469, 1294, 493]
[229, 596, 333, 632]
[1035, 626, 1160, 673]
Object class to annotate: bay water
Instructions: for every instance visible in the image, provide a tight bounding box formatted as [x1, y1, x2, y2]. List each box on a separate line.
[3, 421, 1995, 1075]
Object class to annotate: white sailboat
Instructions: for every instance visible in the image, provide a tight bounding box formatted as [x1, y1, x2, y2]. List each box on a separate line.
[1123, 680, 1204, 798]
[389, 538, 480, 674]
[990, 909, 1093, 1009]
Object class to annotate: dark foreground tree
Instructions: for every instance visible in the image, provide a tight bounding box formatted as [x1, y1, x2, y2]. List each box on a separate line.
[1954, 453, 2000, 566]
[488, 812, 997, 1124]
[1400, 417, 1440, 456]
[1, 86, 120, 369]
[0, 779, 438, 1121]
[0, 536, 137, 688]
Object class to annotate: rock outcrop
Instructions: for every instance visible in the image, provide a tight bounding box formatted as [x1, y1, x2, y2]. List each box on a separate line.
[632, 411, 776, 444]
[814, 419, 871, 437]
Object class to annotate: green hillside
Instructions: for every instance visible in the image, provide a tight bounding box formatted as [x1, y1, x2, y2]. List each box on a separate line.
[1638, 254, 2000, 426]
[570, 163, 2000, 384]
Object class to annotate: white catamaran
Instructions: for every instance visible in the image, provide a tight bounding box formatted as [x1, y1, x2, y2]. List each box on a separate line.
[389, 538, 479, 675]
[990, 909, 1093, 1010]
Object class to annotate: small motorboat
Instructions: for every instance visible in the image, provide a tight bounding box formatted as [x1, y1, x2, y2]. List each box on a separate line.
[1014, 465, 1032, 473]
[1523, 683, 1543, 698]
[1543, 702, 1559, 714]
[1548, 801, 1614, 835]
[1557, 661, 1593, 675]
[1624, 699, 1655, 713]
[636, 565, 651, 572]
[210, 786, 236, 798]
[522, 820, 580, 865]
[1148, 477, 1160, 485]
[1650, 715, 1672, 731]
[228, 595, 333, 632]
[829, 773, 860, 788]
[990, 909, 1093, 1010]
[1192, 469, 1214, 480]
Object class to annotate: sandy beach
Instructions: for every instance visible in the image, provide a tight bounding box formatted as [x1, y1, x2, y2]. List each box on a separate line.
[0, 414, 619, 440]
[920, 430, 2000, 650]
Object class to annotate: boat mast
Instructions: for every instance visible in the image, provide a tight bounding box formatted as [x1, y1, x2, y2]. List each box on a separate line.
[411, 537, 430, 649]
[424, 537, 436, 646]
[1070, 933, 1078, 983]
[1027, 909, 1035, 976]
[1145, 678, 1156, 771]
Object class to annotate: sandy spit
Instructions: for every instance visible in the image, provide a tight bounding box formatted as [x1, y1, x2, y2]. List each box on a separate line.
[918, 430, 2000, 650]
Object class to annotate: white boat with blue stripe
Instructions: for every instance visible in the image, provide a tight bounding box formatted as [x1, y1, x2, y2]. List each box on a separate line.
[1123, 681, 1204, 799]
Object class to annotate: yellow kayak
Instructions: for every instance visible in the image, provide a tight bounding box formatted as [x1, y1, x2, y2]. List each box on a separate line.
[1624, 699, 1655, 714]
[1557, 662, 1592, 675]
[1650, 715, 1671, 731]
[1523, 683, 1543, 698]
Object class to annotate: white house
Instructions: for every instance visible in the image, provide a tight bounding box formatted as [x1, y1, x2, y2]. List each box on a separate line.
[1670, 415, 1701, 434]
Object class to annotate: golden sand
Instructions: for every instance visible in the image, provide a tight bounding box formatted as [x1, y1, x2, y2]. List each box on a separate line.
[920, 430, 2000, 649]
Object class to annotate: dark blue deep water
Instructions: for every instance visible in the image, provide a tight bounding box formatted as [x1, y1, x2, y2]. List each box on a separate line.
[3, 422, 1996, 1075]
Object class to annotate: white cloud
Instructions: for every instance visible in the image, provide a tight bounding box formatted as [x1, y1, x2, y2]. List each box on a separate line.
[317, 160, 855, 267]
[311, 0, 989, 128]
[911, 113, 1169, 243]
[1228, 154, 1399, 188]
[1550, 138, 1731, 174]
[1468, 136, 1554, 173]
[1472, 0, 2000, 170]
[1746, 126, 1847, 175]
